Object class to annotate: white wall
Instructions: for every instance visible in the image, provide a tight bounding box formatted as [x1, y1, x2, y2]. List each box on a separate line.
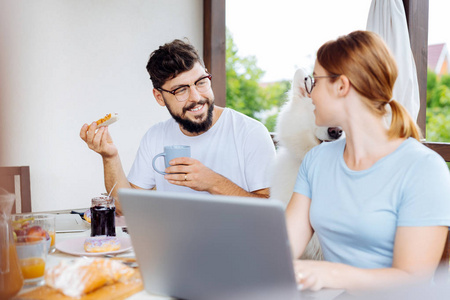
[0, 0, 203, 211]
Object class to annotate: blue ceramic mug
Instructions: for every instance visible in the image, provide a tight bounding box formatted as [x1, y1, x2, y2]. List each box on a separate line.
[152, 145, 191, 175]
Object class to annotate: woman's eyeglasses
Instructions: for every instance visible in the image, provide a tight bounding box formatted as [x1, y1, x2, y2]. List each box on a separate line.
[304, 74, 340, 94]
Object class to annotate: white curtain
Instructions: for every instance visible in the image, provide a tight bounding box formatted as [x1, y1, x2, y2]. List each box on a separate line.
[366, 0, 420, 122]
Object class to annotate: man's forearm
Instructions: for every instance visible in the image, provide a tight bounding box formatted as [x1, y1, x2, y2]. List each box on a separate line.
[209, 175, 270, 198]
[164, 159, 270, 198]
[102, 154, 131, 214]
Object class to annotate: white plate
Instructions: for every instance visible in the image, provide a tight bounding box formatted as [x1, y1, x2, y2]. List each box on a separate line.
[56, 236, 132, 256]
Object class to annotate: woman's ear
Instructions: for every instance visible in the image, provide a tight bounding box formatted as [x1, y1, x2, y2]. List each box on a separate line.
[153, 89, 166, 107]
[337, 75, 351, 97]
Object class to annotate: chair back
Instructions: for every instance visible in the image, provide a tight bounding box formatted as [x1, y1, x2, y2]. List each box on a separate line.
[0, 166, 31, 213]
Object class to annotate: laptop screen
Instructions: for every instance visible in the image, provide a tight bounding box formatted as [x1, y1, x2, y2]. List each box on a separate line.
[119, 189, 300, 300]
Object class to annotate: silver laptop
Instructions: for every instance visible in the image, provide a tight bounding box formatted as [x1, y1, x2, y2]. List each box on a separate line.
[55, 213, 90, 232]
[118, 189, 301, 300]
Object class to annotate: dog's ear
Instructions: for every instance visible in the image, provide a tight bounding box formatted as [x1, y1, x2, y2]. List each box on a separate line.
[336, 75, 351, 97]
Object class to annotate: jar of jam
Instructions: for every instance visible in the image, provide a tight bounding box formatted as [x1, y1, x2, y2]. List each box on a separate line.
[90, 196, 116, 237]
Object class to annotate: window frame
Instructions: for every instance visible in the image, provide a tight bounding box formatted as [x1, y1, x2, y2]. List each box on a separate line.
[203, 0, 226, 108]
[403, 0, 450, 161]
[203, 0, 450, 161]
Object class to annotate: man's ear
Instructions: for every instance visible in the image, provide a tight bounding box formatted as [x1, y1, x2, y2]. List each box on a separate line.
[337, 75, 351, 97]
[153, 89, 166, 107]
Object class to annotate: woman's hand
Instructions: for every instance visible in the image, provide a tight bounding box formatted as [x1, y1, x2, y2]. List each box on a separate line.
[294, 260, 338, 291]
[293, 225, 447, 292]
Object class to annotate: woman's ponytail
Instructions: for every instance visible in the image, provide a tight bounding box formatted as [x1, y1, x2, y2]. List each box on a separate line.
[388, 99, 421, 141]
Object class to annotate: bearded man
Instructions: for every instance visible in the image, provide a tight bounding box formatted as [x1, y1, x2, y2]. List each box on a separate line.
[80, 39, 276, 213]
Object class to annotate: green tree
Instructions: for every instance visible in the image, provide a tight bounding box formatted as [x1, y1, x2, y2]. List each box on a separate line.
[427, 70, 438, 107]
[426, 69, 450, 143]
[226, 29, 290, 132]
[440, 74, 450, 88]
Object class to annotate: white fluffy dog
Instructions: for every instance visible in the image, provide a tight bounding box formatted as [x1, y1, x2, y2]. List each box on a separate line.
[270, 68, 342, 260]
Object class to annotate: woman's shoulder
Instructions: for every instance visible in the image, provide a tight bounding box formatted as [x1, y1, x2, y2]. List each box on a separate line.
[397, 138, 448, 174]
[312, 138, 346, 154]
[399, 138, 446, 162]
[303, 138, 345, 164]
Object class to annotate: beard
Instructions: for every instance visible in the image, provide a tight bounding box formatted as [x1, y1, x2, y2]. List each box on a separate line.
[164, 97, 215, 134]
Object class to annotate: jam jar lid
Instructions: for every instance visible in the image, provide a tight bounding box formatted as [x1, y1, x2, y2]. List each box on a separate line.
[91, 196, 115, 207]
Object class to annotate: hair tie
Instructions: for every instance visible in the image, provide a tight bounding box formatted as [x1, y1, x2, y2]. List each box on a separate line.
[388, 99, 394, 104]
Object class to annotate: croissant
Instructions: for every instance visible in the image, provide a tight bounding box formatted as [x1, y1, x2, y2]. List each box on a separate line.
[45, 257, 135, 297]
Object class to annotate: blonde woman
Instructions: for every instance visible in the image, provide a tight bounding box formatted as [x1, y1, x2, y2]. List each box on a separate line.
[286, 30, 450, 292]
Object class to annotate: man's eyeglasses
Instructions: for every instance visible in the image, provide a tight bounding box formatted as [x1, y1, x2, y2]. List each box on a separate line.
[304, 74, 340, 94]
[158, 74, 212, 102]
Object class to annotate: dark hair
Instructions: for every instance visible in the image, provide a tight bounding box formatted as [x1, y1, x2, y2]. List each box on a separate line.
[146, 39, 205, 89]
[317, 30, 421, 141]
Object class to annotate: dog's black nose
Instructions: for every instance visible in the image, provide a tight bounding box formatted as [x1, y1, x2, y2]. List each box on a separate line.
[327, 127, 343, 140]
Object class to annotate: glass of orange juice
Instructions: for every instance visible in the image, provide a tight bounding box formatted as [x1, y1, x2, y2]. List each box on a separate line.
[15, 235, 48, 287]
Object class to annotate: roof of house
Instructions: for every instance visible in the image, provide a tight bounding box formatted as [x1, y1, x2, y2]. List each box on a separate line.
[428, 43, 448, 73]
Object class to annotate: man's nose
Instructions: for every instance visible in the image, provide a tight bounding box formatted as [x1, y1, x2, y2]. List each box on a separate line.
[187, 85, 201, 101]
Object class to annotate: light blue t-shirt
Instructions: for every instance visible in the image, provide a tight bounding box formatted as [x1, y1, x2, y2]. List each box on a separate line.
[294, 138, 450, 269]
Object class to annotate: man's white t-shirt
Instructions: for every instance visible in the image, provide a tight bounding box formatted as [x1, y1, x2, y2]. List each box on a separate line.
[128, 108, 276, 194]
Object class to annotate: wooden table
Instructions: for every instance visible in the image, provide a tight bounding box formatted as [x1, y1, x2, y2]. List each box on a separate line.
[15, 214, 171, 300]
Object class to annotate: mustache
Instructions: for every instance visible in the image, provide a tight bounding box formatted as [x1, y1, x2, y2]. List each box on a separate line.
[183, 100, 208, 113]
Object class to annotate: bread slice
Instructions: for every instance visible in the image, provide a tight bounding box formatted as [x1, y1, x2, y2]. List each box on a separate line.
[96, 113, 119, 127]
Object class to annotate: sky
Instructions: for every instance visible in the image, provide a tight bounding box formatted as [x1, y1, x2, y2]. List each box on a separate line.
[226, 0, 450, 82]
